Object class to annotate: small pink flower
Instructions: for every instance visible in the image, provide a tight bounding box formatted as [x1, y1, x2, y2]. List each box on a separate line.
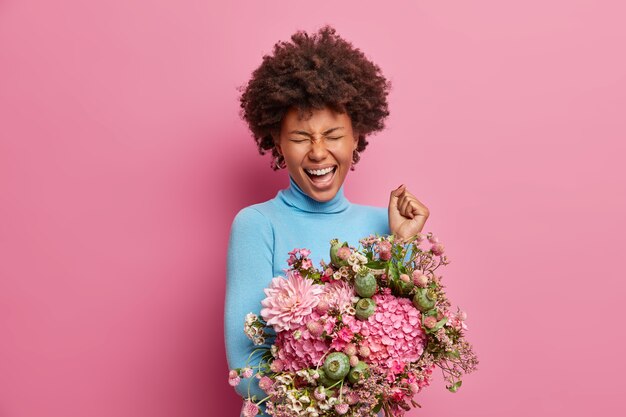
[431, 243, 445, 256]
[334, 403, 349, 415]
[228, 370, 238, 379]
[412, 270, 428, 287]
[424, 316, 437, 328]
[336, 326, 354, 342]
[240, 368, 253, 378]
[358, 346, 371, 358]
[228, 375, 241, 387]
[321, 268, 334, 283]
[270, 359, 284, 373]
[242, 400, 259, 417]
[345, 391, 360, 405]
[391, 387, 405, 401]
[315, 300, 329, 315]
[314, 386, 326, 401]
[301, 258, 313, 269]
[378, 241, 392, 260]
[258, 376, 273, 392]
[349, 355, 359, 367]
[389, 359, 405, 374]
[409, 382, 420, 393]
[386, 372, 396, 384]
[337, 246, 351, 260]
[307, 320, 324, 337]
[343, 343, 357, 356]
[300, 248, 311, 257]
[428, 234, 439, 244]
[400, 273, 410, 283]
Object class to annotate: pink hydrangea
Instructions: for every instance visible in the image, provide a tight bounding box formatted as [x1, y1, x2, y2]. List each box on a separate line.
[261, 270, 324, 332]
[274, 324, 330, 371]
[359, 293, 426, 365]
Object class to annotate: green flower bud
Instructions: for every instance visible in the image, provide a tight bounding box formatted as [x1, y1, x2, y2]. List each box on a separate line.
[348, 361, 370, 384]
[323, 352, 350, 380]
[413, 287, 436, 312]
[355, 297, 377, 320]
[330, 239, 349, 268]
[354, 273, 377, 298]
[317, 368, 338, 387]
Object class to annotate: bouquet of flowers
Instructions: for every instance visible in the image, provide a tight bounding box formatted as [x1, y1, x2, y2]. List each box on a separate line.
[228, 233, 478, 417]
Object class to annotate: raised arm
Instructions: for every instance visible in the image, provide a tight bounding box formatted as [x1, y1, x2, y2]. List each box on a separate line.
[224, 207, 274, 401]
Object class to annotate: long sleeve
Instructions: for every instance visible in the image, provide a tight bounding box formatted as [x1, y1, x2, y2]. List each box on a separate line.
[224, 207, 274, 402]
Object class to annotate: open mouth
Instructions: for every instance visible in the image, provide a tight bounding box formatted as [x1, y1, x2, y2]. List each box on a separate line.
[304, 166, 337, 187]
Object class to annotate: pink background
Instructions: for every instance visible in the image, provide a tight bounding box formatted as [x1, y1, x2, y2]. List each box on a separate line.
[1, 1, 625, 416]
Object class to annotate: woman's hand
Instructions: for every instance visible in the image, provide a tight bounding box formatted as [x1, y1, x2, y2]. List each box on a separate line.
[388, 184, 430, 241]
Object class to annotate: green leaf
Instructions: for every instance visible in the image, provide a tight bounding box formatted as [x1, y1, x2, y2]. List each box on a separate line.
[447, 349, 461, 359]
[373, 401, 383, 413]
[432, 317, 448, 331]
[447, 380, 462, 393]
[425, 317, 448, 334]
[365, 260, 386, 269]
[388, 262, 400, 280]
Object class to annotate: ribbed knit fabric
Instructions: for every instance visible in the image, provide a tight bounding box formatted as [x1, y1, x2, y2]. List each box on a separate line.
[224, 175, 389, 416]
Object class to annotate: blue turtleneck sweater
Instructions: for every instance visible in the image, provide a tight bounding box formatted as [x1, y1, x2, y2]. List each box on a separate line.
[224, 176, 389, 415]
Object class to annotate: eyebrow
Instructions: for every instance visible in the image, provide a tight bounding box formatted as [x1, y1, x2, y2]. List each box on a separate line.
[289, 127, 344, 137]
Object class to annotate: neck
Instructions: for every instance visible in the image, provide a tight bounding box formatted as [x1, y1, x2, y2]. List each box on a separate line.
[278, 175, 350, 213]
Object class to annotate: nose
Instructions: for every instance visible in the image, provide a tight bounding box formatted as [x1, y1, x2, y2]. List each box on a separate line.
[307, 137, 329, 161]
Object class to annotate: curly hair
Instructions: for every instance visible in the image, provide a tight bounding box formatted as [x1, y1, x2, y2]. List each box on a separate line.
[238, 25, 391, 170]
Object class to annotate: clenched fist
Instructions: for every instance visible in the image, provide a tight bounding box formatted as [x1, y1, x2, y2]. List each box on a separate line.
[388, 184, 430, 241]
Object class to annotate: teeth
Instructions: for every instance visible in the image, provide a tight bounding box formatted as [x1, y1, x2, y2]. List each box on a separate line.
[305, 166, 335, 176]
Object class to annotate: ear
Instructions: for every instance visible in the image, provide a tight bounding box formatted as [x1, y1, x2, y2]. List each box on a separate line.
[352, 132, 359, 150]
[272, 133, 282, 155]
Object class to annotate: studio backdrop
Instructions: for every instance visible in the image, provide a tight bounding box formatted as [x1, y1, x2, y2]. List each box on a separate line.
[1, 1, 624, 416]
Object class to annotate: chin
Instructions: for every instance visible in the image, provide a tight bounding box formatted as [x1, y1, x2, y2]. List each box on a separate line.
[307, 188, 337, 202]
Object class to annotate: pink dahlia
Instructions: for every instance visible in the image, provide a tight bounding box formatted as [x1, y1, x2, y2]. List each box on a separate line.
[261, 270, 324, 332]
[359, 293, 426, 365]
[320, 280, 355, 313]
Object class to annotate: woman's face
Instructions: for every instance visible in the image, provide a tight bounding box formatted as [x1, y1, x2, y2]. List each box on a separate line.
[275, 107, 358, 202]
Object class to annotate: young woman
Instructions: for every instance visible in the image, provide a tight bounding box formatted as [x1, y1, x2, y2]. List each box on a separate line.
[224, 25, 430, 416]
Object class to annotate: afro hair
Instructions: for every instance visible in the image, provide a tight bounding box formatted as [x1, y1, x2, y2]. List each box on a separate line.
[238, 25, 391, 170]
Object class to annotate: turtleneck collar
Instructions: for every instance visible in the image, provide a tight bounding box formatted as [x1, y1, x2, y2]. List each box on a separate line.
[277, 175, 350, 214]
